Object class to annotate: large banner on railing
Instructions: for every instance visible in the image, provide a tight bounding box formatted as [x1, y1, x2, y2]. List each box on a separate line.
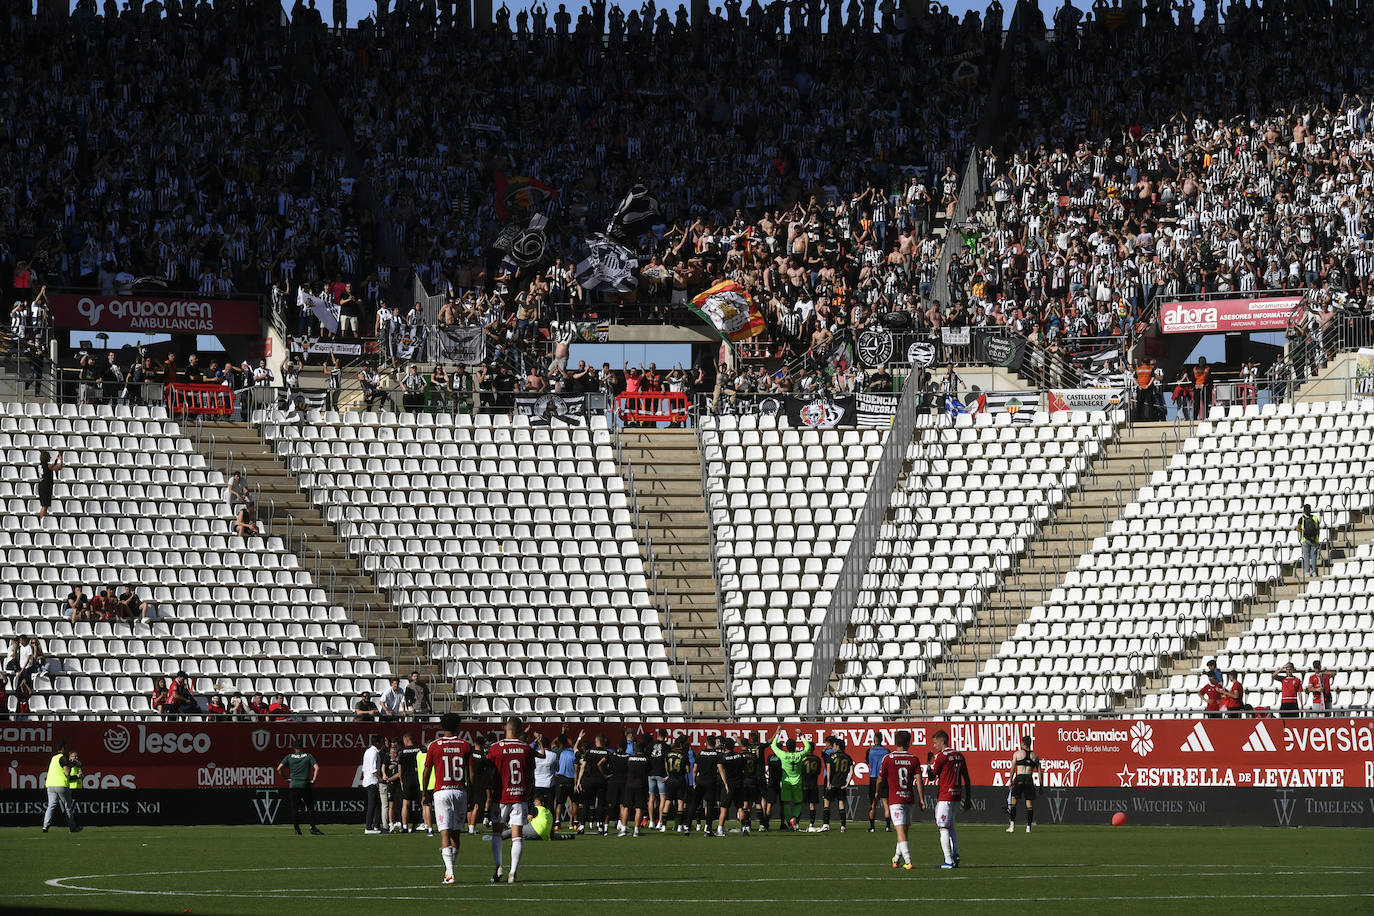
[431, 325, 486, 364]
[514, 392, 586, 423]
[1160, 295, 1302, 334]
[779, 392, 897, 428]
[1048, 387, 1127, 411]
[1355, 348, 1374, 396]
[49, 293, 260, 335]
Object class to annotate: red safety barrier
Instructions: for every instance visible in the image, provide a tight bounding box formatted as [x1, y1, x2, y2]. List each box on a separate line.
[614, 391, 690, 424]
[166, 382, 237, 417]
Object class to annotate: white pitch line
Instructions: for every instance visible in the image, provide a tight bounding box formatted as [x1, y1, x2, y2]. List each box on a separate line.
[43, 867, 1374, 897]
[12, 891, 1374, 905]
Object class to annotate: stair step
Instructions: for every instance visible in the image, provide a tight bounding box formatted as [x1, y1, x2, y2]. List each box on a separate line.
[191, 420, 461, 712]
[620, 430, 725, 713]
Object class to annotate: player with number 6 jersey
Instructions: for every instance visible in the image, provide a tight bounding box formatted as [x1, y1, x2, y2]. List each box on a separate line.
[422, 713, 473, 886]
[487, 716, 536, 884]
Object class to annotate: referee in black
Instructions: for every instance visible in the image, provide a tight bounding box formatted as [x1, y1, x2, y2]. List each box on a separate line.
[276, 741, 323, 835]
[1006, 735, 1040, 833]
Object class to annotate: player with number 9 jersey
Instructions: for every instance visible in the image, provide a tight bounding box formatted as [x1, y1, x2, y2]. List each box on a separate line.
[488, 737, 535, 826]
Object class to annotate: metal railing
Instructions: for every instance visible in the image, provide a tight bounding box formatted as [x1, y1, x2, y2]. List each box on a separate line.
[803, 382, 932, 715]
[694, 420, 735, 717]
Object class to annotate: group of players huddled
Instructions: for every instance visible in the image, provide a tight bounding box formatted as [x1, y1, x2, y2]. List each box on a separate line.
[402, 716, 1000, 884]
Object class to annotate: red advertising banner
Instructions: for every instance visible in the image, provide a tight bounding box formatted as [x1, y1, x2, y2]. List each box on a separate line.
[48, 293, 261, 335]
[3, 718, 1371, 793]
[1159, 295, 1302, 334]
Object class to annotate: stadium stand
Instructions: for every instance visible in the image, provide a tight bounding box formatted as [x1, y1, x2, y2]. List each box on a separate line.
[263, 409, 684, 717]
[956, 399, 1374, 717]
[0, 402, 389, 718]
[1178, 541, 1374, 713]
[825, 408, 1119, 717]
[701, 415, 885, 716]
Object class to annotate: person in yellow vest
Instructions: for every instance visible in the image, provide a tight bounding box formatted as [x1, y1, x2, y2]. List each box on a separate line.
[416, 742, 437, 837]
[42, 740, 83, 833]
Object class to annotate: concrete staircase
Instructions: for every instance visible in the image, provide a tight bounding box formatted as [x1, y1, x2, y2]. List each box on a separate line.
[191, 420, 458, 711]
[616, 428, 728, 716]
[913, 419, 1181, 715]
[1128, 511, 1374, 711]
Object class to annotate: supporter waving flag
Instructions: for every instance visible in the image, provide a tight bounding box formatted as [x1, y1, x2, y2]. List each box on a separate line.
[689, 281, 765, 346]
[494, 172, 558, 219]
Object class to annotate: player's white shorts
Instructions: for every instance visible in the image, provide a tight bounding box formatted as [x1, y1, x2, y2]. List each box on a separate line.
[498, 802, 528, 827]
[889, 803, 911, 827]
[433, 788, 468, 832]
[935, 800, 957, 828]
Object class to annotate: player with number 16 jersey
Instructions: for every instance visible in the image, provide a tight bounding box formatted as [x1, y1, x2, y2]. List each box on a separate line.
[423, 713, 474, 886]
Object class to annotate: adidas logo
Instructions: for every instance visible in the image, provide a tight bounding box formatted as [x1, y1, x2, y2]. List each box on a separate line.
[1242, 721, 1278, 753]
[1179, 722, 1215, 753]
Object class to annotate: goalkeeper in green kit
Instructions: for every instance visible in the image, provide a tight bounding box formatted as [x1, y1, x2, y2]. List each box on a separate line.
[770, 729, 813, 831]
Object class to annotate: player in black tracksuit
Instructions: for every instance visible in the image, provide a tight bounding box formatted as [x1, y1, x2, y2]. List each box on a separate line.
[622, 743, 649, 836]
[717, 737, 750, 835]
[690, 739, 722, 835]
[576, 734, 612, 835]
[822, 736, 854, 831]
[603, 742, 628, 836]
[800, 747, 823, 830]
[665, 738, 691, 833]
[467, 734, 494, 833]
[765, 750, 784, 830]
[740, 732, 766, 832]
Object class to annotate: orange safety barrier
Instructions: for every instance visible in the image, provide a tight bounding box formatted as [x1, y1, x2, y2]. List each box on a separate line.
[614, 391, 690, 424]
[166, 383, 237, 417]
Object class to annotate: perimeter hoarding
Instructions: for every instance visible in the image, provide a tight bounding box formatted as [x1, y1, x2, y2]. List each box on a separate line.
[2, 719, 1372, 826]
[1159, 296, 1302, 334]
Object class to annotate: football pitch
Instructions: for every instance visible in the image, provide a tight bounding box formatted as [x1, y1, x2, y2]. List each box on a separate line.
[2, 824, 1372, 914]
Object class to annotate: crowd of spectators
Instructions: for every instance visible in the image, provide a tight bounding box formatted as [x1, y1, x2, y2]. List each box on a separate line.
[0, 1, 380, 308]
[1, 635, 54, 718]
[352, 672, 433, 721]
[291, 0, 1002, 392]
[947, 0, 1374, 387]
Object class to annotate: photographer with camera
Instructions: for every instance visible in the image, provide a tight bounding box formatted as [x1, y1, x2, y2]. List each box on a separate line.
[42, 740, 83, 833]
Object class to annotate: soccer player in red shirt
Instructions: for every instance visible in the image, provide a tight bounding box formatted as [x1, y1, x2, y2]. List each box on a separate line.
[1273, 662, 1303, 717]
[928, 729, 972, 869]
[487, 715, 536, 884]
[422, 712, 473, 886]
[869, 729, 925, 870]
[1306, 660, 1336, 713]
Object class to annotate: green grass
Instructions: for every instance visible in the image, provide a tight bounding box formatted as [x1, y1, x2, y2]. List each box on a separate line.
[2, 823, 1372, 914]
